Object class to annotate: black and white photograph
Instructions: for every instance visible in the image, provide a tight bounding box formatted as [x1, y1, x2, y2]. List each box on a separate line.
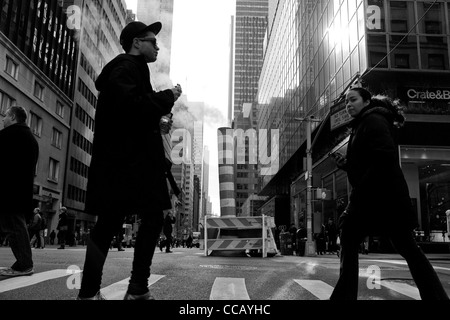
[0, 0, 449, 316]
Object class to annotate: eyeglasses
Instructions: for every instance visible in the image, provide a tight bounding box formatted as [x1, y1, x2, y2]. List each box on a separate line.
[137, 38, 157, 46]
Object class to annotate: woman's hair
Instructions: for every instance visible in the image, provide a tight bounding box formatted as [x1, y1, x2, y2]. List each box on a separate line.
[349, 87, 405, 128]
[349, 87, 372, 103]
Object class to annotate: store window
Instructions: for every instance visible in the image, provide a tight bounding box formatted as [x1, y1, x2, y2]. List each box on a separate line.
[401, 147, 450, 241]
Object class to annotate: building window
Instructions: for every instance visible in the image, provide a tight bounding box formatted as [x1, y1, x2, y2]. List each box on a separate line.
[48, 158, 60, 183]
[394, 54, 410, 68]
[5, 56, 19, 80]
[56, 101, 64, 118]
[30, 112, 42, 137]
[51, 128, 62, 149]
[391, 20, 408, 33]
[34, 81, 44, 101]
[427, 54, 445, 70]
[0, 91, 16, 115]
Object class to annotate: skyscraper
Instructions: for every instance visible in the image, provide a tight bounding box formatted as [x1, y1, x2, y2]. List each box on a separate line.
[233, 0, 268, 119]
[232, 0, 268, 216]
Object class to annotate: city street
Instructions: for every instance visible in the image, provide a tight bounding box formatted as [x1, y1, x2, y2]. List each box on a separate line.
[1, 245, 449, 302]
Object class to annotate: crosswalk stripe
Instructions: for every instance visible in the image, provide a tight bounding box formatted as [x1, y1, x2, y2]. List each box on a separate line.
[380, 280, 420, 300]
[367, 259, 450, 272]
[0, 269, 81, 293]
[210, 277, 250, 300]
[294, 279, 334, 300]
[101, 274, 165, 300]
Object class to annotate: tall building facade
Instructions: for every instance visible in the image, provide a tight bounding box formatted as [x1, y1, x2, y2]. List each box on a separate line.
[258, 0, 450, 243]
[0, 0, 77, 232]
[233, 0, 269, 119]
[232, 102, 260, 216]
[201, 146, 211, 222]
[233, 0, 268, 216]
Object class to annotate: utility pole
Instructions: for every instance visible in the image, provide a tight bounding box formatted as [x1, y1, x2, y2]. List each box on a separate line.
[295, 116, 322, 256]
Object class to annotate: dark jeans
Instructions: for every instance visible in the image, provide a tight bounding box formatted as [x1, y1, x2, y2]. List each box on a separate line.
[330, 224, 449, 300]
[58, 230, 67, 247]
[79, 210, 164, 298]
[30, 229, 43, 248]
[0, 214, 33, 271]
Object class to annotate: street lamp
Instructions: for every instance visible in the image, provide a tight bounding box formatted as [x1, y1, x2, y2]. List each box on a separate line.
[294, 116, 322, 256]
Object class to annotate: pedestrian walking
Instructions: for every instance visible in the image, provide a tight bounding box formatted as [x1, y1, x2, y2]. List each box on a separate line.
[329, 87, 449, 300]
[116, 228, 125, 251]
[288, 223, 297, 254]
[56, 207, 69, 249]
[28, 208, 43, 249]
[76, 20, 181, 300]
[161, 211, 176, 253]
[325, 218, 338, 254]
[315, 224, 326, 255]
[0, 106, 39, 277]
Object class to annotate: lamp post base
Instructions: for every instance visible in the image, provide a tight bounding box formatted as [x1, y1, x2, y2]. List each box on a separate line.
[304, 240, 317, 256]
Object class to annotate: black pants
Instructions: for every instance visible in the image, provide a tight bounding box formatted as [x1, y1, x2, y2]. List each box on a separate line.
[330, 224, 449, 300]
[79, 210, 164, 298]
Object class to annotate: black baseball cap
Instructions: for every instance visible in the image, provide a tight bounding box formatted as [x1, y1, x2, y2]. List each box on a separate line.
[120, 21, 162, 50]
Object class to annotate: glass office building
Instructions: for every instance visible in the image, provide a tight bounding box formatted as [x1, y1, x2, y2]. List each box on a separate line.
[258, 0, 450, 243]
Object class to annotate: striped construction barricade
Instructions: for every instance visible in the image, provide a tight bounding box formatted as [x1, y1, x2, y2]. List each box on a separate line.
[202, 215, 278, 258]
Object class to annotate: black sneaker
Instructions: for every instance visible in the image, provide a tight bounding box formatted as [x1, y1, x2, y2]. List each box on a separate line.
[76, 291, 106, 300]
[123, 291, 155, 300]
[0, 267, 34, 277]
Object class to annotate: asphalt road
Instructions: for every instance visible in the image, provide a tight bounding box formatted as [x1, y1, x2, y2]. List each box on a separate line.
[1, 245, 449, 317]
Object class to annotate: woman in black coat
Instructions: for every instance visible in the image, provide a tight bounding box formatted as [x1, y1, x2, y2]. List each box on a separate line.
[329, 87, 448, 300]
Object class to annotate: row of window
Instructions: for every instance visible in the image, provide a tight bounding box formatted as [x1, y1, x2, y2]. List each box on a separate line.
[33, 157, 60, 184]
[1, 94, 63, 152]
[80, 53, 98, 83]
[70, 156, 89, 179]
[4, 56, 66, 118]
[67, 184, 87, 204]
[75, 104, 95, 132]
[72, 130, 93, 155]
[77, 78, 98, 109]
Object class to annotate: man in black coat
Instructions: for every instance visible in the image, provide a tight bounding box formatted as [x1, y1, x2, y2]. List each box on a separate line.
[0, 106, 39, 277]
[77, 21, 182, 300]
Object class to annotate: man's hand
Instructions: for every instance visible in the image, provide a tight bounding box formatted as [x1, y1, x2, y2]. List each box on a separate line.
[172, 194, 181, 207]
[330, 152, 347, 169]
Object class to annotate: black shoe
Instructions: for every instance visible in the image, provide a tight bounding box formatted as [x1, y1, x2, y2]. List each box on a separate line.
[118, 248, 125, 251]
[166, 250, 173, 253]
[77, 291, 106, 300]
[123, 291, 154, 300]
[0, 267, 34, 277]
